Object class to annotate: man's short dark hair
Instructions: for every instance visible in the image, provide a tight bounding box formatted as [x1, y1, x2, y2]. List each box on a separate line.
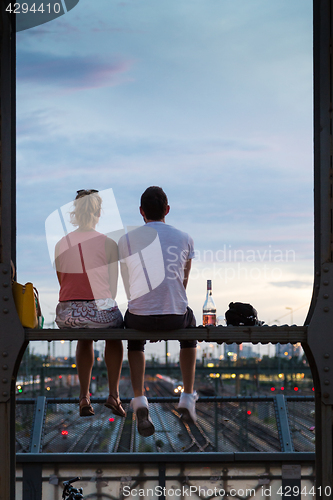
[141, 186, 168, 221]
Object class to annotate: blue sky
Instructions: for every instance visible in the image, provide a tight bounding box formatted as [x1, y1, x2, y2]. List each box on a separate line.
[16, 0, 313, 359]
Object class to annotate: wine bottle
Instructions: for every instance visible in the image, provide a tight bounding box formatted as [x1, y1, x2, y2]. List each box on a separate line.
[202, 279, 217, 326]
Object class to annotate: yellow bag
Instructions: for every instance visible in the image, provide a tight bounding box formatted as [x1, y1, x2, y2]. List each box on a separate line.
[12, 281, 41, 329]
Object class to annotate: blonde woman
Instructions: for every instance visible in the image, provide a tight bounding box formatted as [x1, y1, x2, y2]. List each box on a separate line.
[55, 189, 125, 418]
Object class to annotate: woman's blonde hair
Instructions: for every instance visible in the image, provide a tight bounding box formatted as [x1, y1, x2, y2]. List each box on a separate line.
[70, 191, 102, 230]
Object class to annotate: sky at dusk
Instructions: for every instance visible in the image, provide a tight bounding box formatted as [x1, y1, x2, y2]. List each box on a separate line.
[16, 0, 313, 360]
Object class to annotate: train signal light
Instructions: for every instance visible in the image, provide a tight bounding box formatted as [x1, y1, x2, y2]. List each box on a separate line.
[294, 387, 299, 391]
[281, 387, 284, 391]
[109, 417, 115, 422]
[270, 387, 275, 391]
[61, 430, 68, 436]
[247, 410, 251, 415]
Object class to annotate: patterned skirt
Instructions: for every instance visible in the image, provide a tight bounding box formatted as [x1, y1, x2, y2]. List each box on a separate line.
[55, 298, 123, 329]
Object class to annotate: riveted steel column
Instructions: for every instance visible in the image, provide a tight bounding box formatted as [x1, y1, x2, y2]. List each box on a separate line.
[0, 5, 27, 500]
[304, 0, 333, 493]
[274, 395, 293, 452]
[30, 397, 46, 453]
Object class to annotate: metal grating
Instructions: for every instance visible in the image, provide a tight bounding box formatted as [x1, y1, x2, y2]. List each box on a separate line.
[286, 399, 315, 452]
[42, 401, 130, 453]
[16, 401, 36, 453]
[16, 397, 316, 454]
[215, 400, 280, 452]
[39, 400, 281, 453]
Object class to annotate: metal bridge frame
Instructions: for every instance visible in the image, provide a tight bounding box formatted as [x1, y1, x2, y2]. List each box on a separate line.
[1, 0, 333, 498]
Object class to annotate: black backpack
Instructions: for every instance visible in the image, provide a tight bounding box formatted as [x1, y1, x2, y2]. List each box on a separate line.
[225, 302, 258, 326]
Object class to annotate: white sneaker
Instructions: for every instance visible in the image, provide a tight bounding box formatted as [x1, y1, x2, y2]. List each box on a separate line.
[178, 391, 199, 424]
[130, 396, 155, 437]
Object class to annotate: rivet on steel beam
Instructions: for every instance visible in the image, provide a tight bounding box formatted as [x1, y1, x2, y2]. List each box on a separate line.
[2, 296, 8, 301]
[324, 294, 329, 299]
[324, 281, 329, 285]
[2, 269, 7, 275]
[324, 353, 330, 359]
[2, 283, 9, 288]
[2, 365, 8, 370]
[2, 379, 8, 384]
[323, 307, 329, 312]
[316, 271, 321, 276]
[2, 352, 8, 357]
[323, 267, 329, 272]
[323, 392, 329, 398]
[2, 309, 9, 314]
[324, 366, 330, 372]
[2, 392, 8, 397]
[324, 380, 330, 385]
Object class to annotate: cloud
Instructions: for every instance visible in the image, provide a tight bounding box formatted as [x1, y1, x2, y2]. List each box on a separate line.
[270, 280, 312, 289]
[17, 50, 133, 91]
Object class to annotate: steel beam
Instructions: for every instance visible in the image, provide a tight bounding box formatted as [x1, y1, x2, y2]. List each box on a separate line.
[303, 0, 333, 492]
[25, 325, 307, 343]
[274, 395, 294, 453]
[30, 397, 46, 453]
[0, 5, 27, 499]
[16, 452, 315, 464]
[22, 464, 42, 500]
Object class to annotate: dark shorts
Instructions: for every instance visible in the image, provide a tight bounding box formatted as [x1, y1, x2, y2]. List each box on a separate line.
[125, 307, 197, 351]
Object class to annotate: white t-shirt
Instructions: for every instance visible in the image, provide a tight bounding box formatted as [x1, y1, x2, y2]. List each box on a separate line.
[118, 221, 194, 315]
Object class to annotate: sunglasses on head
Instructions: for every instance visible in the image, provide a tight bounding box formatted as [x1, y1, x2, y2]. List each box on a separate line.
[76, 189, 99, 197]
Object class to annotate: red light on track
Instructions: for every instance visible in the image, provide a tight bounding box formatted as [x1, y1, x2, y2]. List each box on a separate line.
[312, 387, 315, 391]
[58, 375, 62, 379]
[247, 410, 251, 415]
[270, 387, 275, 391]
[61, 430, 68, 436]
[92, 376, 96, 380]
[281, 387, 284, 391]
[109, 417, 115, 422]
[294, 387, 299, 391]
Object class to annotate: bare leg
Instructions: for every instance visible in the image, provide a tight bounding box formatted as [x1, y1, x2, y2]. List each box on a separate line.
[104, 339, 123, 399]
[180, 347, 196, 394]
[128, 350, 145, 397]
[128, 350, 154, 436]
[76, 339, 94, 399]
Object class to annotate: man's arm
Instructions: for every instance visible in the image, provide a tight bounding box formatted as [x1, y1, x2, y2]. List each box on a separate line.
[120, 262, 131, 299]
[183, 259, 192, 289]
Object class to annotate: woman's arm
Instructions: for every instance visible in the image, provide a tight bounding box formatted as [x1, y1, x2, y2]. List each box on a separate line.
[55, 241, 62, 285]
[105, 237, 119, 299]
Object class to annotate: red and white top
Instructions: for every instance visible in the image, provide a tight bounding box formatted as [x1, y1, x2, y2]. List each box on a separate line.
[56, 230, 112, 302]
